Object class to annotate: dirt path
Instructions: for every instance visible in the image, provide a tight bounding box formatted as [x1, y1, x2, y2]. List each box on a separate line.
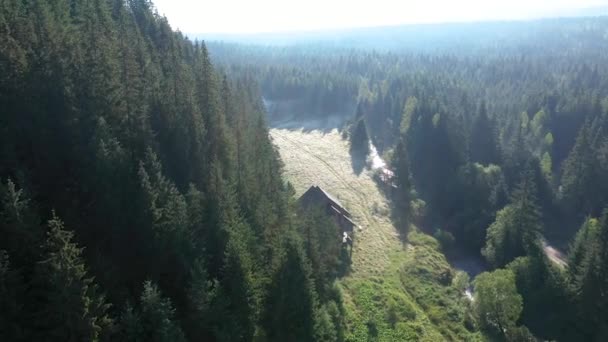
[271, 128, 402, 277]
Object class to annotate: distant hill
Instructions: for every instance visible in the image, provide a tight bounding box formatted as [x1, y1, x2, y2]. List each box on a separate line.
[188, 12, 608, 51]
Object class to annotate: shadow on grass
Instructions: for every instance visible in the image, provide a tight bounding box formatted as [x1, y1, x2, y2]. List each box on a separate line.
[370, 174, 490, 278]
[369, 173, 413, 245]
[389, 204, 412, 245]
[349, 147, 367, 176]
[338, 247, 353, 278]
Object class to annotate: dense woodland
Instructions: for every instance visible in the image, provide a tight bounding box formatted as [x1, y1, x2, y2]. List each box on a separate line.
[2, 0, 608, 340]
[0, 0, 347, 341]
[208, 17, 608, 341]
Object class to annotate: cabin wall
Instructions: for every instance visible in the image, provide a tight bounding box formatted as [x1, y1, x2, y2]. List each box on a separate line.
[298, 186, 355, 233]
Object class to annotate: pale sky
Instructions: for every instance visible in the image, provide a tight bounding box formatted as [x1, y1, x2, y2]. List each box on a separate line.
[152, 0, 608, 34]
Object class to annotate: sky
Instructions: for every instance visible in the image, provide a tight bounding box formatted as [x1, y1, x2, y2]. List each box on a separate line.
[152, 0, 608, 34]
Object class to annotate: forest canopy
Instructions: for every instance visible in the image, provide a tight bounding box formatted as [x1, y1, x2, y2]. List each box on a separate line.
[0, 0, 345, 340]
[207, 15, 608, 342]
[2, 0, 608, 340]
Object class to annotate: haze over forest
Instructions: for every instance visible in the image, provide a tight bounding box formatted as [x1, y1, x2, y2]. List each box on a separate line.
[153, 0, 608, 33]
[1, 0, 608, 341]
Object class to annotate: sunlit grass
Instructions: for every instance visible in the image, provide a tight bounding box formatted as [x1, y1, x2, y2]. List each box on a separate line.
[271, 128, 399, 277]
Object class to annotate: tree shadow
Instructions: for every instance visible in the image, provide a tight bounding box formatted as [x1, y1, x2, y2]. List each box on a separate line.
[388, 200, 412, 244]
[349, 147, 367, 175]
[337, 246, 352, 278]
[369, 173, 414, 244]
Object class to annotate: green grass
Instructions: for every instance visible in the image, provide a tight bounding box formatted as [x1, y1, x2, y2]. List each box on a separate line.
[339, 230, 482, 342]
[340, 259, 444, 341]
[400, 231, 482, 341]
[342, 278, 437, 341]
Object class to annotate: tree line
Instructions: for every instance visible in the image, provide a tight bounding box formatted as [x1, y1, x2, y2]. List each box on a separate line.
[0, 0, 348, 340]
[208, 18, 608, 341]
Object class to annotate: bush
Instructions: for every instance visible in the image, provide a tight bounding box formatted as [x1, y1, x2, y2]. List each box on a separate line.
[434, 228, 456, 250]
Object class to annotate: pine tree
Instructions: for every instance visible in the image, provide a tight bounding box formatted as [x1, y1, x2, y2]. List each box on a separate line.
[33, 214, 113, 341]
[185, 184, 206, 250]
[567, 217, 599, 283]
[471, 101, 500, 165]
[126, 281, 186, 342]
[350, 118, 370, 155]
[399, 96, 418, 135]
[482, 172, 543, 268]
[561, 121, 600, 216]
[0, 179, 41, 267]
[408, 106, 464, 215]
[137, 148, 195, 300]
[214, 234, 257, 342]
[185, 258, 217, 340]
[451, 162, 508, 252]
[392, 138, 412, 231]
[572, 208, 608, 340]
[196, 43, 235, 183]
[0, 250, 25, 341]
[262, 235, 319, 342]
[117, 304, 143, 342]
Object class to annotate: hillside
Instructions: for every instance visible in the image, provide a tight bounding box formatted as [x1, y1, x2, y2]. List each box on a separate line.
[3, 0, 608, 340]
[0, 0, 343, 340]
[271, 125, 481, 340]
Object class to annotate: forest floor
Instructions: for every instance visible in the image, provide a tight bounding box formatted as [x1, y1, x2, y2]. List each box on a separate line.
[270, 126, 482, 341]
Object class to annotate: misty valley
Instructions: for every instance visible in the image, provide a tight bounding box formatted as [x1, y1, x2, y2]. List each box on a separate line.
[1, 0, 608, 341]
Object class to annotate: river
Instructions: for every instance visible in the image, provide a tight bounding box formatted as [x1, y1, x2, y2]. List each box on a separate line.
[368, 142, 387, 170]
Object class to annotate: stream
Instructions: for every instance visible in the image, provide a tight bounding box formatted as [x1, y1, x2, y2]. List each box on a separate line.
[449, 252, 488, 301]
[368, 142, 387, 170]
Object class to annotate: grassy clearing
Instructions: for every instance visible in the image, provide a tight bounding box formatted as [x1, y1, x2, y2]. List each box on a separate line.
[271, 128, 399, 277]
[271, 128, 482, 341]
[338, 230, 482, 341]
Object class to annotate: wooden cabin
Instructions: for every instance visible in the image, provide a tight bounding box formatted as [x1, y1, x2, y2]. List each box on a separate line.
[298, 185, 356, 236]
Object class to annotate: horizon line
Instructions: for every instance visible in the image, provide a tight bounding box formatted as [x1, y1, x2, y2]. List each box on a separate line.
[179, 7, 608, 36]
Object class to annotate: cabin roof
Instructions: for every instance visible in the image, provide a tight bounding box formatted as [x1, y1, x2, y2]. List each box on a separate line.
[299, 185, 356, 233]
[316, 186, 346, 212]
[299, 185, 352, 218]
[342, 214, 355, 227]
